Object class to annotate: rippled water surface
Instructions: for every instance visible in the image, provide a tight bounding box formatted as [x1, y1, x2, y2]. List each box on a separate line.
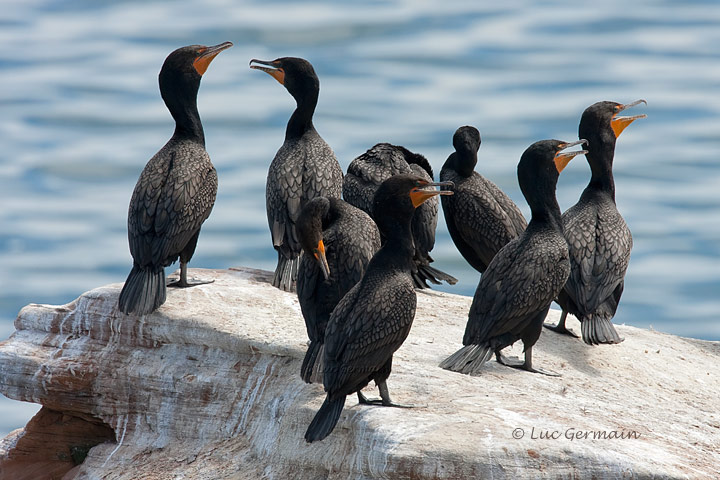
[1, 0, 719, 436]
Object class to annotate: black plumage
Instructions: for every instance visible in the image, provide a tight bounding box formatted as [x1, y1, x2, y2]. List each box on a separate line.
[440, 126, 527, 273]
[343, 143, 457, 289]
[545, 100, 646, 345]
[250, 57, 343, 292]
[118, 42, 232, 315]
[305, 174, 453, 443]
[440, 139, 587, 376]
[296, 197, 381, 383]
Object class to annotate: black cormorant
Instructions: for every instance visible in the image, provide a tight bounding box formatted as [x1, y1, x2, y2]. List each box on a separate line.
[305, 174, 453, 442]
[250, 57, 343, 292]
[118, 42, 233, 315]
[296, 197, 381, 383]
[440, 126, 527, 273]
[343, 143, 457, 289]
[545, 100, 646, 344]
[440, 139, 587, 376]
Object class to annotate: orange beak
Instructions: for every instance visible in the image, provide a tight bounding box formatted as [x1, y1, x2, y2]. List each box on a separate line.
[313, 239, 330, 280]
[554, 139, 588, 173]
[611, 99, 647, 138]
[409, 181, 454, 208]
[250, 59, 285, 85]
[192, 41, 233, 76]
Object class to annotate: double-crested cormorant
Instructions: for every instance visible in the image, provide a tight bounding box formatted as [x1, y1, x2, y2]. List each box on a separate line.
[118, 42, 233, 315]
[545, 100, 646, 344]
[296, 197, 381, 383]
[305, 174, 453, 442]
[250, 57, 343, 292]
[440, 126, 527, 273]
[343, 143, 457, 289]
[440, 139, 587, 376]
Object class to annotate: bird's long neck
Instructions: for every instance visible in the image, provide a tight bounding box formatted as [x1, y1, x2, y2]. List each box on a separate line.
[529, 198, 563, 233]
[586, 140, 616, 200]
[164, 82, 205, 146]
[286, 91, 318, 141]
[172, 102, 205, 145]
[446, 151, 476, 178]
[376, 218, 415, 269]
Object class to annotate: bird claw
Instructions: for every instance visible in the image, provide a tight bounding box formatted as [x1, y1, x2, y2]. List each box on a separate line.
[496, 352, 524, 367]
[382, 401, 416, 409]
[357, 391, 382, 405]
[543, 322, 579, 338]
[167, 278, 215, 288]
[524, 366, 561, 377]
[357, 391, 415, 408]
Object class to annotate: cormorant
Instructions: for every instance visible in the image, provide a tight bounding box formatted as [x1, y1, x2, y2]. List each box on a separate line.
[440, 139, 587, 376]
[440, 126, 527, 273]
[305, 174, 453, 442]
[296, 197, 381, 383]
[118, 42, 233, 315]
[343, 143, 457, 289]
[250, 57, 343, 292]
[544, 100, 646, 344]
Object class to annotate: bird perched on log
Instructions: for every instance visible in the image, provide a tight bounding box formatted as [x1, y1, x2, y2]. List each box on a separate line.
[296, 197, 380, 383]
[545, 100, 646, 345]
[343, 143, 457, 288]
[440, 125, 527, 273]
[440, 139, 587, 376]
[118, 42, 233, 315]
[305, 174, 453, 442]
[250, 57, 343, 292]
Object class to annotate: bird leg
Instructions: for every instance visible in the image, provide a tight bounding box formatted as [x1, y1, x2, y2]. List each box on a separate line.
[502, 347, 561, 377]
[377, 380, 414, 408]
[357, 391, 382, 405]
[167, 262, 215, 288]
[357, 381, 414, 408]
[543, 310, 579, 338]
[495, 350, 524, 367]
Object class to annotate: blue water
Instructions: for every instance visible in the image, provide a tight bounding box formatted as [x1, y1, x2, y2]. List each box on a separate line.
[1, 0, 719, 437]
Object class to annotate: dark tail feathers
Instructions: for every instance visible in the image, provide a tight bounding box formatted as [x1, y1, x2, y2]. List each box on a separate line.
[118, 265, 166, 315]
[582, 315, 624, 345]
[273, 252, 299, 292]
[305, 395, 346, 443]
[413, 263, 458, 289]
[439, 344, 493, 375]
[300, 341, 324, 384]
